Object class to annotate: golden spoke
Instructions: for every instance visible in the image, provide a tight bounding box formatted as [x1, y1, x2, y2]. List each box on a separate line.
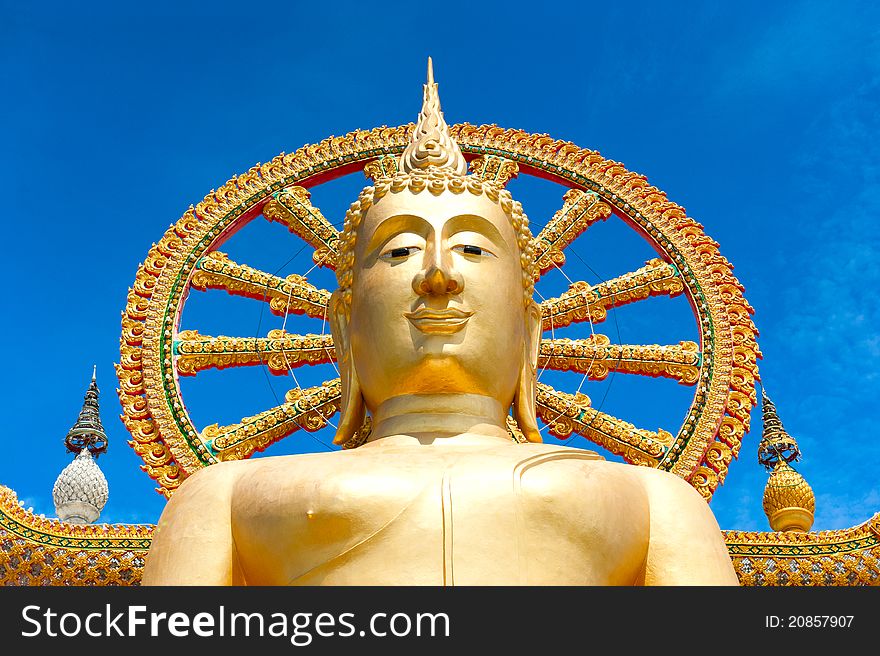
[175, 329, 335, 376]
[535, 383, 673, 467]
[532, 189, 612, 274]
[203, 379, 342, 461]
[539, 335, 700, 384]
[540, 258, 684, 330]
[263, 186, 339, 269]
[191, 251, 331, 318]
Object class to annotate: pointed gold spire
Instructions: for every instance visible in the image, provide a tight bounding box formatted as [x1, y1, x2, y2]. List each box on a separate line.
[399, 57, 467, 175]
[758, 387, 815, 532]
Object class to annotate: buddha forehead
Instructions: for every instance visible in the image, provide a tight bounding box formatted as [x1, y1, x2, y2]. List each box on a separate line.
[354, 185, 518, 257]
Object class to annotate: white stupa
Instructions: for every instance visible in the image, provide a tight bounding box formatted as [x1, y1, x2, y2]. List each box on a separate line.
[52, 367, 109, 524]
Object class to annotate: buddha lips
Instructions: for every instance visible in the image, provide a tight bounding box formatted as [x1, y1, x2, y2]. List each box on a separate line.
[404, 307, 474, 334]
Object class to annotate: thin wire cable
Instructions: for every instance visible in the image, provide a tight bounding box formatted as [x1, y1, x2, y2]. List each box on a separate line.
[252, 241, 337, 451]
[531, 241, 626, 449]
[278, 272, 305, 392]
[535, 259, 598, 435]
[254, 241, 310, 407]
[277, 248, 338, 431]
[565, 245, 625, 420]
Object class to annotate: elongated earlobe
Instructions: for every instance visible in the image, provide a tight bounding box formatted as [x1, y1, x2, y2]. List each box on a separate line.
[513, 301, 542, 443]
[328, 291, 366, 445]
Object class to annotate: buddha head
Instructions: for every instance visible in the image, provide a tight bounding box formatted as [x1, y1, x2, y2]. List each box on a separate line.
[329, 59, 542, 445]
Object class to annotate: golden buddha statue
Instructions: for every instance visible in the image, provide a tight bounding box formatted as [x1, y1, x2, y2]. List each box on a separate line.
[143, 60, 738, 586]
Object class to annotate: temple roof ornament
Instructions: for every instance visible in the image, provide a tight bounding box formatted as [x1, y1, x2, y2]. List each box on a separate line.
[757, 389, 800, 467]
[758, 388, 815, 533]
[64, 365, 108, 457]
[52, 448, 109, 524]
[52, 368, 110, 524]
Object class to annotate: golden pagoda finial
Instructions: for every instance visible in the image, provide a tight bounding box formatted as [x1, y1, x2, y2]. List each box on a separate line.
[758, 387, 815, 532]
[399, 57, 467, 175]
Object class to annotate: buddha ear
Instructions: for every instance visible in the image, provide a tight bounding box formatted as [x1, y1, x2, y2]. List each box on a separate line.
[328, 291, 366, 445]
[513, 300, 543, 443]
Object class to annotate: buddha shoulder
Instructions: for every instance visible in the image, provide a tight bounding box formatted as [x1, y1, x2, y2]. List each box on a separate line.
[154, 459, 251, 518]
[144, 460, 254, 585]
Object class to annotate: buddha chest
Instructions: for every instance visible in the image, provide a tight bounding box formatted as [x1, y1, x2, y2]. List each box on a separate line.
[231, 443, 650, 585]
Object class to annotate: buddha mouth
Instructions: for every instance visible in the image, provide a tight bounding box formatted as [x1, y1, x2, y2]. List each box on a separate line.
[404, 307, 474, 334]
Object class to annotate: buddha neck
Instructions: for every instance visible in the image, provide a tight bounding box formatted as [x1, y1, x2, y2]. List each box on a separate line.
[365, 393, 512, 446]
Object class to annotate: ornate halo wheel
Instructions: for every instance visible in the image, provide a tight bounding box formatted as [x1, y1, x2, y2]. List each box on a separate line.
[117, 124, 760, 501]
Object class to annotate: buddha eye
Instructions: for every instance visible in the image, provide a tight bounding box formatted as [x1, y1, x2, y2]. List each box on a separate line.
[381, 246, 421, 260]
[454, 244, 495, 257]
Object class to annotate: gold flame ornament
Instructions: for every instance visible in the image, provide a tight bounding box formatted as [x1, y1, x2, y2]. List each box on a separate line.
[399, 58, 467, 175]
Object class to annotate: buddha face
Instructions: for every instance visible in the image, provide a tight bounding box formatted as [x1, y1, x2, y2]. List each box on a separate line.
[346, 185, 531, 414]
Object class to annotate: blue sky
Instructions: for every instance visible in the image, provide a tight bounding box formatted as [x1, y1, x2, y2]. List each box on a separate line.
[1, 1, 877, 534]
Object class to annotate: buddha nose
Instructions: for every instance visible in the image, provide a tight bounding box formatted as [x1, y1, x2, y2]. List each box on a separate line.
[413, 263, 464, 296]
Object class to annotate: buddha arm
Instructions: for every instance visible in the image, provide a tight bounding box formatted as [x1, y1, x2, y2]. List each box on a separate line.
[637, 468, 740, 586]
[142, 462, 245, 585]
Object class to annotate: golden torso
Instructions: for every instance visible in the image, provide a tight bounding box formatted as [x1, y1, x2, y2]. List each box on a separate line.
[231, 439, 646, 586]
[142, 114, 739, 586]
[143, 433, 738, 586]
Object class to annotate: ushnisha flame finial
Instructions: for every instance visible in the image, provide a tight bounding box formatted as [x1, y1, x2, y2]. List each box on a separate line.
[399, 57, 467, 175]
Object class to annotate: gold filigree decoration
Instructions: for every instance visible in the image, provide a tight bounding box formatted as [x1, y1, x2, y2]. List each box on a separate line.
[175, 329, 335, 376]
[340, 416, 372, 450]
[539, 335, 700, 385]
[0, 486, 151, 586]
[191, 251, 331, 318]
[535, 383, 673, 467]
[532, 189, 613, 274]
[263, 186, 339, 269]
[540, 258, 685, 330]
[506, 416, 529, 443]
[118, 217, 196, 497]
[468, 155, 519, 187]
[724, 513, 880, 586]
[203, 379, 343, 461]
[363, 155, 399, 182]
